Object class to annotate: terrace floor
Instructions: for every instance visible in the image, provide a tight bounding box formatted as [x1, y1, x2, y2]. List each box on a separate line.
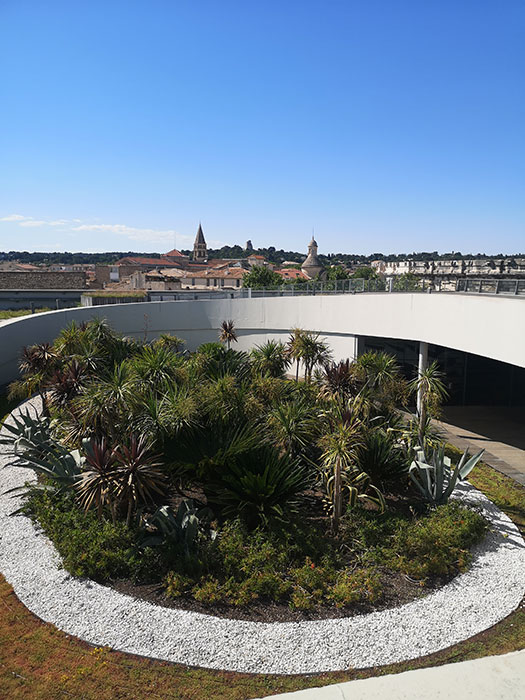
[439, 405, 525, 485]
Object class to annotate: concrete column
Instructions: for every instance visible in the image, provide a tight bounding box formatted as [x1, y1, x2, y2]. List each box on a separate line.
[417, 341, 429, 416]
[354, 335, 365, 359]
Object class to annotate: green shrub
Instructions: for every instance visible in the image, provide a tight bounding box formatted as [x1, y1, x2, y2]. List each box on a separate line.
[383, 502, 487, 580]
[23, 490, 162, 582]
[328, 568, 382, 608]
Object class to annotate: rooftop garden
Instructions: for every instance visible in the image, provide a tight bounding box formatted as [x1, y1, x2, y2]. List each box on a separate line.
[3, 318, 488, 619]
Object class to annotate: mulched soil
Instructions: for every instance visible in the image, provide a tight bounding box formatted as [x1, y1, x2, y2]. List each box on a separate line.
[109, 567, 445, 622]
[108, 491, 455, 623]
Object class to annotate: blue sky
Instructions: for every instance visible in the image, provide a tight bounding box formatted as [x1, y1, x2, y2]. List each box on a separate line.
[0, 1, 523, 255]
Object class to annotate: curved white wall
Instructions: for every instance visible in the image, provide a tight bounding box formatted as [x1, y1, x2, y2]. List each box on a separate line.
[1, 293, 524, 387]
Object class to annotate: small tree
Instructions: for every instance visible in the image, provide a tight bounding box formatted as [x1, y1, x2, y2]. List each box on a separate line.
[219, 320, 238, 350]
[351, 266, 378, 280]
[242, 265, 282, 289]
[410, 361, 449, 440]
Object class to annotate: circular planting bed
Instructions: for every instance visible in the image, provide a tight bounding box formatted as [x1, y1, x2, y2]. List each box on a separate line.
[2, 321, 524, 675]
[1, 407, 524, 674]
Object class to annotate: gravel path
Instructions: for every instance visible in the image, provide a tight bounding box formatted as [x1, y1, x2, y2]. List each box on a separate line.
[1, 400, 524, 675]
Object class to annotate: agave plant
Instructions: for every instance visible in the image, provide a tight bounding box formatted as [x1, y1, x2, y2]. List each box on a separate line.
[409, 443, 484, 505]
[1, 410, 84, 506]
[140, 500, 213, 554]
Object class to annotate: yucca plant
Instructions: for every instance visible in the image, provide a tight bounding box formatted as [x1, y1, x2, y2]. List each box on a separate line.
[286, 328, 305, 381]
[46, 360, 87, 409]
[410, 361, 449, 440]
[267, 400, 320, 458]
[9, 343, 58, 416]
[73, 363, 135, 439]
[297, 332, 333, 382]
[129, 344, 186, 394]
[356, 428, 410, 491]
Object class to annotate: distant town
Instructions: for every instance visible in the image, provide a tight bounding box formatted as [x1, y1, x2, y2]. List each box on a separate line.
[1, 225, 525, 295]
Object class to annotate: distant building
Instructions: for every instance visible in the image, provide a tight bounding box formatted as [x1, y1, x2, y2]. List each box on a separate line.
[193, 224, 207, 261]
[301, 236, 325, 279]
[275, 268, 309, 281]
[245, 239, 254, 252]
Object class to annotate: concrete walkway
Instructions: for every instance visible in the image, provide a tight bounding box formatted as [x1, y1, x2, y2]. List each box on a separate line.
[254, 650, 525, 699]
[438, 406, 525, 486]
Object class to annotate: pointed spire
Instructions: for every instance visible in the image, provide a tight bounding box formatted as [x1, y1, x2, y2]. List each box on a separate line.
[195, 223, 206, 245]
[193, 222, 207, 261]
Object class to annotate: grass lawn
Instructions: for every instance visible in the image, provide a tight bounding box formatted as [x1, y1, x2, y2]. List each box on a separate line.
[0, 462, 524, 699]
[0, 308, 51, 320]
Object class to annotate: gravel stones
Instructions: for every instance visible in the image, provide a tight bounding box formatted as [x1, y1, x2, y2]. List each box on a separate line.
[1, 401, 524, 674]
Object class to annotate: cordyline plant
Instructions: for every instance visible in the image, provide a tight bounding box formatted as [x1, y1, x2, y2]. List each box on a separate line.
[113, 436, 167, 527]
[75, 435, 167, 526]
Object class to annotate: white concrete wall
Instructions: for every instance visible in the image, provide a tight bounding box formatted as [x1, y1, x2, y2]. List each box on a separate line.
[0, 293, 523, 387]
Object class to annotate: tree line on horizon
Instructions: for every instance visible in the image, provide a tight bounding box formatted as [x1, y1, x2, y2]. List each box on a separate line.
[0, 247, 523, 267]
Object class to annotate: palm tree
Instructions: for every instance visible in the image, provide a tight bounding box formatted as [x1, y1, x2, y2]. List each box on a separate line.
[410, 360, 449, 440]
[299, 332, 333, 382]
[219, 320, 237, 350]
[10, 343, 58, 416]
[355, 351, 400, 392]
[251, 340, 291, 378]
[286, 328, 305, 381]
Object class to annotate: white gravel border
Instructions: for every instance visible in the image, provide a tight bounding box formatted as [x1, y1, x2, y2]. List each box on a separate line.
[1, 401, 524, 675]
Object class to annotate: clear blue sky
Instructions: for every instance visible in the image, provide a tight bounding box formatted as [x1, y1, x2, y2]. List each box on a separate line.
[0, 1, 523, 255]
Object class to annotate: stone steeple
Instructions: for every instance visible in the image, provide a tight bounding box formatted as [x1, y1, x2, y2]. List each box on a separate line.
[193, 224, 207, 261]
[301, 235, 324, 279]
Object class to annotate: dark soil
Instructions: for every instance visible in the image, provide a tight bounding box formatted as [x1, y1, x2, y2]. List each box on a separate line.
[108, 490, 454, 623]
[109, 568, 452, 623]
